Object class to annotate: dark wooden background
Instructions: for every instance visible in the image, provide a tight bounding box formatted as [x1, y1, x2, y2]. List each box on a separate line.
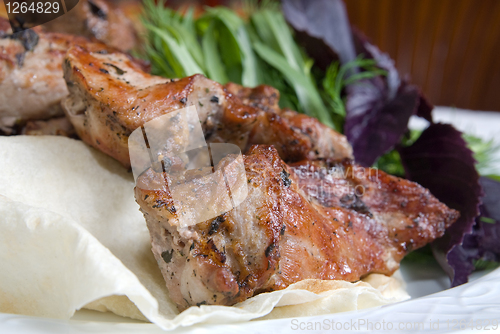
[344, 0, 500, 112]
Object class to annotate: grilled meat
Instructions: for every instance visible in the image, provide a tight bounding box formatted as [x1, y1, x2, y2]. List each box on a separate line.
[61, 46, 352, 167]
[289, 159, 457, 255]
[135, 145, 459, 311]
[21, 116, 76, 137]
[224, 82, 281, 113]
[0, 18, 104, 133]
[42, 0, 138, 52]
[0, 19, 149, 135]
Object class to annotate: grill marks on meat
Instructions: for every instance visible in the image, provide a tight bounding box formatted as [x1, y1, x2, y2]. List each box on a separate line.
[135, 145, 459, 311]
[61, 46, 352, 167]
[224, 82, 281, 113]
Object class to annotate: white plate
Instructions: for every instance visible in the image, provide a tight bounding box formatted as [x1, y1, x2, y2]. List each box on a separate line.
[1, 107, 500, 333]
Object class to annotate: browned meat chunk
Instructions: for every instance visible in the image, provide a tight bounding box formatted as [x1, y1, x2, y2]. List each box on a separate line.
[61, 46, 352, 167]
[224, 82, 281, 113]
[0, 18, 112, 133]
[135, 145, 459, 311]
[42, 0, 138, 52]
[21, 116, 76, 137]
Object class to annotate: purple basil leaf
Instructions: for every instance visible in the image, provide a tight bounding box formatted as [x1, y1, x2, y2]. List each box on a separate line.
[348, 26, 435, 125]
[351, 28, 400, 98]
[458, 176, 500, 266]
[344, 31, 433, 166]
[282, 0, 356, 65]
[473, 214, 500, 264]
[398, 123, 482, 286]
[351, 28, 433, 123]
[344, 79, 420, 166]
[448, 177, 500, 285]
[442, 246, 477, 286]
[479, 176, 500, 222]
[416, 92, 434, 123]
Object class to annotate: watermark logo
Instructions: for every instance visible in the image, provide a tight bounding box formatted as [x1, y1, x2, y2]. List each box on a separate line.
[290, 317, 499, 332]
[129, 106, 248, 228]
[4, 0, 79, 31]
[292, 164, 379, 206]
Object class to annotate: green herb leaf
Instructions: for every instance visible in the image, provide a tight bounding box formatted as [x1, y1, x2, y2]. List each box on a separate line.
[480, 216, 496, 224]
[486, 174, 500, 182]
[202, 21, 229, 84]
[253, 41, 334, 128]
[473, 259, 500, 271]
[203, 7, 261, 86]
[141, 0, 375, 132]
[145, 24, 205, 77]
[464, 134, 500, 176]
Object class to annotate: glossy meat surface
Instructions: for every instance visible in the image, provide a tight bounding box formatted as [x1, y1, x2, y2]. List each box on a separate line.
[135, 145, 459, 310]
[61, 46, 352, 167]
[62, 46, 222, 167]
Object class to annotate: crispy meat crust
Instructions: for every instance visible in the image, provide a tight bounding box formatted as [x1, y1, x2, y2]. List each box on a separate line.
[135, 145, 459, 311]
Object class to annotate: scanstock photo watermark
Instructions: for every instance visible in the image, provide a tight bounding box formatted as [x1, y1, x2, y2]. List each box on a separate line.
[290, 317, 499, 331]
[292, 163, 380, 200]
[129, 106, 249, 228]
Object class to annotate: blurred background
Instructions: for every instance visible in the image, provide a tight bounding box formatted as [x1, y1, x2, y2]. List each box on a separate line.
[165, 0, 500, 112]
